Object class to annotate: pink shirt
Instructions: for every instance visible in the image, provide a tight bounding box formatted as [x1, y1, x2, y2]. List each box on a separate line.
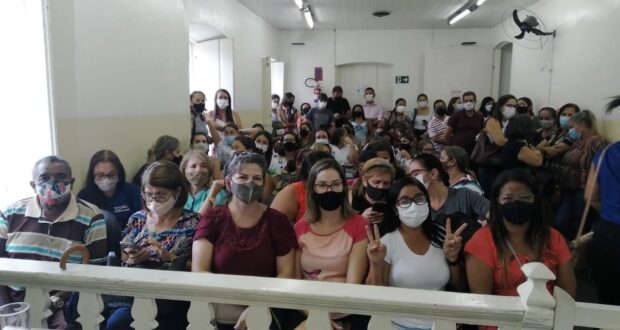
[295, 214, 368, 282]
[362, 103, 384, 120]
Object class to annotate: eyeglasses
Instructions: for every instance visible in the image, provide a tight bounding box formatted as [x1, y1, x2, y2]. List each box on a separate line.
[498, 193, 535, 205]
[142, 191, 172, 203]
[314, 181, 344, 194]
[94, 172, 118, 180]
[396, 193, 427, 208]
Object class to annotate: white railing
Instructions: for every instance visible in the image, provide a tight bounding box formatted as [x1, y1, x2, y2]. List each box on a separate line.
[0, 259, 618, 330]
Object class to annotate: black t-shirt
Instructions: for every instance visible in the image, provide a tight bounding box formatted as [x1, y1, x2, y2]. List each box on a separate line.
[351, 192, 397, 236]
[502, 139, 528, 170]
[327, 97, 351, 115]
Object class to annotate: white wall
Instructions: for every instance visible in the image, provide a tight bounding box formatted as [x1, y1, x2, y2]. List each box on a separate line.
[283, 28, 493, 108]
[47, 0, 189, 185]
[491, 0, 620, 138]
[185, 0, 283, 125]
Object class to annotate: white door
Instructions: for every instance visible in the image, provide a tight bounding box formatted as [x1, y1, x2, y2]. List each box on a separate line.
[336, 63, 393, 112]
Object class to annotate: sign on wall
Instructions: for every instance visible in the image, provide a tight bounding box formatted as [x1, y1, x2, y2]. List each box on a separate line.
[395, 76, 410, 84]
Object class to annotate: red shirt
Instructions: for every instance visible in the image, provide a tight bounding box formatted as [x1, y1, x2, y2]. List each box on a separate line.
[464, 226, 571, 297]
[193, 206, 298, 277]
[292, 181, 307, 223]
[447, 111, 484, 154]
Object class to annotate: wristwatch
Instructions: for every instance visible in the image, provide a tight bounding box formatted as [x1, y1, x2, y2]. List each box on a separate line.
[50, 296, 65, 310]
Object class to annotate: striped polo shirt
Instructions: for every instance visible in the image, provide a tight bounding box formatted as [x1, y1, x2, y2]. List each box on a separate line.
[0, 195, 108, 293]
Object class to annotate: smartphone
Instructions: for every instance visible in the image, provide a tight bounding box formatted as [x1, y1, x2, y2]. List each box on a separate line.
[120, 242, 142, 252]
[371, 202, 387, 213]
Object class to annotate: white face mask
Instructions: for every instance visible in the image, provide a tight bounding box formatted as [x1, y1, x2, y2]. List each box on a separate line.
[398, 203, 430, 228]
[315, 138, 329, 145]
[417, 101, 428, 108]
[319, 101, 327, 109]
[396, 105, 406, 113]
[95, 177, 118, 193]
[456, 103, 464, 111]
[463, 101, 475, 111]
[217, 99, 229, 109]
[276, 129, 285, 136]
[365, 94, 374, 102]
[503, 106, 516, 119]
[485, 103, 493, 112]
[415, 173, 429, 189]
[271, 101, 278, 109]
[255, 143, 268, 153]
[147, 195, 176, 217]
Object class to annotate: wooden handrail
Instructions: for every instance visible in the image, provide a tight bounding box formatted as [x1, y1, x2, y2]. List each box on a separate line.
[59, 244, 90, 270]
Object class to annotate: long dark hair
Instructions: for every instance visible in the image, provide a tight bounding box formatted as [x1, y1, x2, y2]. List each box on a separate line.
[385, 177, 443, 247]
[214, 89, 234, 123]
[412, 153, 450, 186]
[489, 169, 550, 278]
[83, 150, 127, 209]
[254, 131, 274, 165]
[492, 94, 517, 123]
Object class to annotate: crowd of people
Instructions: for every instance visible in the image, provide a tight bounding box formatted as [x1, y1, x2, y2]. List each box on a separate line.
[0, 86, 618, 330]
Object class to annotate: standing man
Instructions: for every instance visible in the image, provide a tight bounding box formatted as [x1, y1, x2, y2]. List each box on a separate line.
[362, 87, 384, 129]
[443, 91, 484, 155]
[327, 86, 351, 127]
[0, 156, 108, 328]
[305, 93, 334, 131]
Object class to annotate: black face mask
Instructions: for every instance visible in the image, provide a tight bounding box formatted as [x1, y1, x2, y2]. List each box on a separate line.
[286, 160, 296, 173]
[314, 191, 346, 211]
[283, 142, 297, 152]
[301, 108, 310, 116]
[284, 101, 294, 108]
[300, 129, 310, 138]
[193, 103, 205, 112]
[499, 201, 536, 225]
[435, 107, 447, 116]
[399, 144, 410, 151]
[172, 155, 183, 166]
[354, 111, 364, 118]
[517, 106, 529, 115]
[366, 185, 389, 201]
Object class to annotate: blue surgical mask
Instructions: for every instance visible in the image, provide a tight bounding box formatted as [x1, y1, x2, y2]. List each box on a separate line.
[568, 128, 581, 140]
[224, 136, 236, 146]
[559, 116, 570, 129]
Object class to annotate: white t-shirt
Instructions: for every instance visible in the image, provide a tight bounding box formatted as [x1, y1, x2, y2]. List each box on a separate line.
[413, 112, 433, 131]
[381, 230, 450, 329]
[330, 144, 354, 165]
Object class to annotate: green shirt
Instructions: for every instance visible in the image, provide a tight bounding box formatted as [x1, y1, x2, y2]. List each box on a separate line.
[184, 188, 227, 213]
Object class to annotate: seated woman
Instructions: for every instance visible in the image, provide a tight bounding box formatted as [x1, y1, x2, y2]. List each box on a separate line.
[295, 158, 370, 329]
[440, 146, 483, 195]
[191, 153, 297, 329]
[132, 135, 182, 185]
[465, 169, 576, 330]
[349, 158, 397, 236]
[299, 121, 314, 148]
[271, 151, 334, 223]
[366, 176, 467, 330]
[350, 104, 369, 147]
[78, 150, 141, 228]
[409, 154, 489, 242]
[269, 132, 302, 192]
[115, 161, 200, 330]
[207, 120, 238, 167]
[190, 132, 222, 179]
[180, 150, 227, 216]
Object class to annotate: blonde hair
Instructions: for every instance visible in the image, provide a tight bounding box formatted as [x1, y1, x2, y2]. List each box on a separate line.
[304, 158, 355, 223]
[352, 157, 395, 198]
[180, 150, 214, 188]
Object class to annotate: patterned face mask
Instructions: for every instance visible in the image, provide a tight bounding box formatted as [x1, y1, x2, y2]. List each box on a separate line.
[35, 179, 72, 206]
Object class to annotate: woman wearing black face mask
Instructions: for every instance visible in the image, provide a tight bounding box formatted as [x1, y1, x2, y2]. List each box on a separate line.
[190, 91, 208, 136]
[298, 122, 313, 148]
[350, 158, 397, 236]
[295, 158, 371, 330]
[428, 99, 449, 152]
[350, 104, 369, 147]
[193, 153, 298, 329]
[464, 169, 576, 320]
[268, 132, 300, 192]
[132, 135, 182, 185]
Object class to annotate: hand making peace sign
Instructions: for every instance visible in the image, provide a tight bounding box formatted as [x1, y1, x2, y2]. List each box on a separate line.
[365, 224, 387, 265]
[443, 218, 467, 263]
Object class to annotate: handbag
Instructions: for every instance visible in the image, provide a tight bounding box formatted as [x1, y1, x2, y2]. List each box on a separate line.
[570, 143, 612, 270]
[471, 128, 502, 166]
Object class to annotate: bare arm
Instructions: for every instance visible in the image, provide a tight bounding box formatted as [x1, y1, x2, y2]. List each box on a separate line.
[485, 118, 506, 147]
[517, 146, 544, 167]
[443, 127, 454, 146]
[270, 184, 298, 222]
[366, 260, 389, 286]
[465, 254, 494, 294]
[233, 111, 243, 129]
[276, 249, 296, 279]
[206, 120, 222, 145]
[191, 238, 213, 272]
[210, 157, 223, 180]
[555, 261, 577, 298]
[346, 239, 369, 284]
[345, 138, 358, 164]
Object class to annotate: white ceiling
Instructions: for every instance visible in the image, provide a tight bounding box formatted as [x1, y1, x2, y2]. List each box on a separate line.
[237, 0, 540, 30]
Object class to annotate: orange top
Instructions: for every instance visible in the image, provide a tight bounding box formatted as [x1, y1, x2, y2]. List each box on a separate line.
[292, 181, 307, 223]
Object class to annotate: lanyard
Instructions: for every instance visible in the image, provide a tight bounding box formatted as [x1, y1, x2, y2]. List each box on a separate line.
[505, 239, 524, 268]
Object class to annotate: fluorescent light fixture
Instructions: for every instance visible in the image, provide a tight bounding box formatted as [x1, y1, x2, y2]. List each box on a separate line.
[448, 9, 471, 25]
[476, 0, 486, 5]
[294, 0, 303, 10]
[303, 6, 314, 29]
